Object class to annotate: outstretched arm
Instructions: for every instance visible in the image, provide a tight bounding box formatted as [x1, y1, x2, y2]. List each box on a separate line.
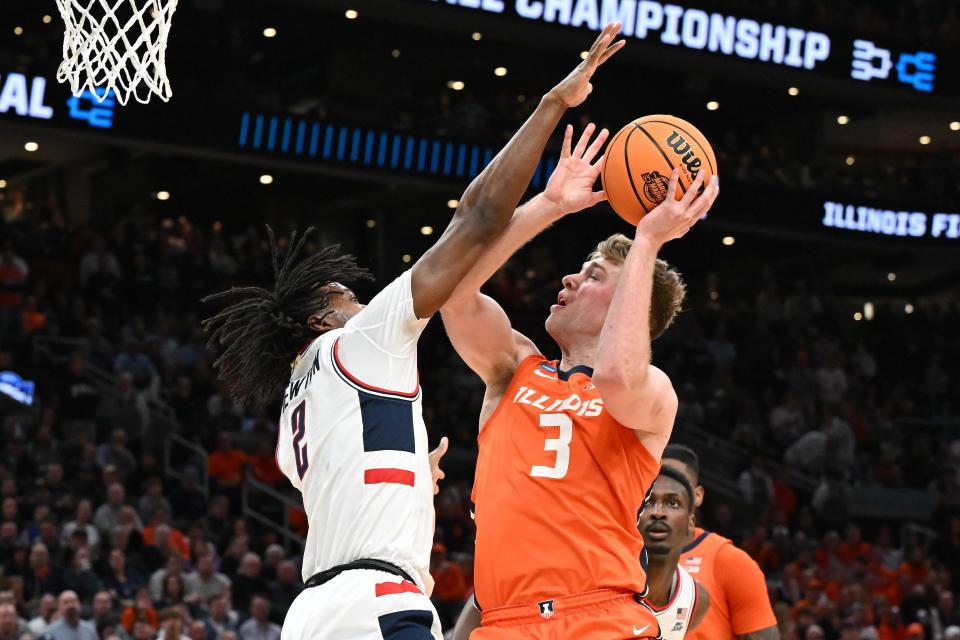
[441, 123, 611, 386]
[411, 22, 625, 321]
[593, 170, 718, 450]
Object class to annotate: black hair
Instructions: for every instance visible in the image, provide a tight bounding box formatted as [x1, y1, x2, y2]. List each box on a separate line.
[663, 443, 700, 484]
[202, 226, 371, 407]
[657, 465, 696, 513]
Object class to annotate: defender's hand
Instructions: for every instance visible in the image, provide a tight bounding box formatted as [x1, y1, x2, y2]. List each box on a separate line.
[635, 170, 719, 247]
[548, 22, 625, 108]
[543, 123, 610, 215]
[428, 437, 449, 496]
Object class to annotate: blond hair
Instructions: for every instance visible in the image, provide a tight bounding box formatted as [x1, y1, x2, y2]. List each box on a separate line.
[589, 233, 686, 339]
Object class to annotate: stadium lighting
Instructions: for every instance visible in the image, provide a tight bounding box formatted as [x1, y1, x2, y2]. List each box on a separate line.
[787, 86, 799, 96]
[42, 15, 52, 24]
[259, 174, 273, 185]
[420, 226, 434, 236]
[156, 191, 171, 201]
[905, 303, 914, 314]
[887, 272, 896, 282]
[494, 67, 508, 77]
[951, 121, 960, 131]
[472, 32, 482, 41]
[845, 155, 855, 166]
[0, 180, 6, 189]
[919, 135, 931, 145]
[447, 199, 459, 209]
[391, 49, 400, 58]
[24, 141, 39, 152]
[706, 101, 719, 111]
[580, 51, 589, 60]
[863, 302, 874, 321]
[345, 9, 358, 19]
[366, 219, 376, 228]
[722, 236, 735, 246]
[837, 115, 849, 125]
[402, 254, 412, 263]
[853, 312, 862, 321]
[446, 80, 465, 91]
[14, 26, 23, 36]
[262, 27, 277, 38]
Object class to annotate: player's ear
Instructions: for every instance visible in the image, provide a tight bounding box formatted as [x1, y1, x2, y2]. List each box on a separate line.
[694, 485, 705, 508]
[306, 312, 338, 334]
[686, 514, 695, 536]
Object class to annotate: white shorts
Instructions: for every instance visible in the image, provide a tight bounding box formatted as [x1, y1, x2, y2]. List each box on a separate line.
[281, 569, 443, 640]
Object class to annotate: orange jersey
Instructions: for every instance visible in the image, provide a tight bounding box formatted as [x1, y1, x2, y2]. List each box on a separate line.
[472, 355, 661, 611]
[681, 528, 777, 639]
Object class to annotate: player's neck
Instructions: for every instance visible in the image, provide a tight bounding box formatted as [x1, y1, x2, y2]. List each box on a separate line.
[557, 339, 598, 372]
[645, 553, 680, 607]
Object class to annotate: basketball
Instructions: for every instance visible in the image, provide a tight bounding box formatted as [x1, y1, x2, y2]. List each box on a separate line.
[602, 115, 718, 225]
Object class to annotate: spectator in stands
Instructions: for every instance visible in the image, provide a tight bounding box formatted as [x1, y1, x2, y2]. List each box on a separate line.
[44, 591, 97, 640]
[143, 515, 190, 562]
[90, 591, 119, 632]
[119, 589, 157, 634]
[156, 574, 188, 610]
[27, 594, 55, 637]
[101, 549, 143, 604]
[206, 432, 246, 508]
[23, 543, 63, 603]
[156, 610, 189, 640]
[230, 554, 266, 615]
[62, 547, 103, 603]
[61, 500, 100, 552]
[184, 553, 230, 603]
[429, 543, 466, 629]
[0, 240, 29, 337]
[168, 470, 206, 527]
[148, 556, 184, 603]
[247, 439, 282, 488]
[94, 484, 141, 537]
[238, 596, 279, 640]
[0, 602, 30, 640]
[95, 431, 137, 483]
[267, 560, 300, 624]
[203, 595, 238, 638]
[137, 478, 172, 525]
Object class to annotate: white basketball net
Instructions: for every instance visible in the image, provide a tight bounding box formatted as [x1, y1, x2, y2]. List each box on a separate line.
[55, 0, 179, 106]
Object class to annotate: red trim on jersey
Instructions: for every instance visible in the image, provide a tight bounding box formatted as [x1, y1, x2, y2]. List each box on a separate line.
[364, 468, 415, 486]
[644, 567, 683, 613]
[689, 573, 700, 624]
[375, 580, 422, 597]
[332, 338, 420, 398]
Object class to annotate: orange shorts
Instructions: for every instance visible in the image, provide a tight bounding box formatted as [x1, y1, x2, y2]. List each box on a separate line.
[472, 589, 661, 640]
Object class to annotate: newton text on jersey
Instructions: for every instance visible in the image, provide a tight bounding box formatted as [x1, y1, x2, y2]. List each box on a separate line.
[282, 350, 321, 411]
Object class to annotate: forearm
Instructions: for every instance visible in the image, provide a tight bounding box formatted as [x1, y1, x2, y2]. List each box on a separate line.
[446, 193, 562, 306]
[458, 93, 566, 229]
[451, 598, 482, 640]
[594, 233, 659, 383]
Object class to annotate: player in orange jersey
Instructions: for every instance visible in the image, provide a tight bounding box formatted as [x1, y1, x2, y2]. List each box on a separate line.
[440, 67, 719, 640]
[662, 445, 780, 640]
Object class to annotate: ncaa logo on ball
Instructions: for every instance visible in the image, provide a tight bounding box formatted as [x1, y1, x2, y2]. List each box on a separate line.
[641, 171, 670, 205]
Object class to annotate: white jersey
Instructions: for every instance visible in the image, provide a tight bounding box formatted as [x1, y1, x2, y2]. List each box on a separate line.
[275, 270, 435, 594]
[647, 565, 698, 640]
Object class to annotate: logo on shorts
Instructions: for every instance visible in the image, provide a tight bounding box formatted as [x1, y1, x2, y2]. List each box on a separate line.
[641, 171, 669, 205]
[538, 600, 555, 619]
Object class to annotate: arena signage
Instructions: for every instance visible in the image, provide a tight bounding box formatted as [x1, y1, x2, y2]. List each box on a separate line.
[0, 71, 115, 128]
[429, 0, 938, 93]
[0, 371, 35, 406]
[822, 201, 960, 239]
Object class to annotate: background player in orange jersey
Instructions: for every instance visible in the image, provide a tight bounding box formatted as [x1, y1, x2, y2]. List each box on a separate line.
[440, 58, 719, 640]
[662, 445, 780, 640]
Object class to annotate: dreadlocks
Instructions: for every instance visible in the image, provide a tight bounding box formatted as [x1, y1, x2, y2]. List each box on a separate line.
[202, 226, 372, 407]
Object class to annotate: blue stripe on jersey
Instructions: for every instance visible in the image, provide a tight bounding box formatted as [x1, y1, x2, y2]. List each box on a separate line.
[359, 391, 416, 453]
[378, 610, 434, 639]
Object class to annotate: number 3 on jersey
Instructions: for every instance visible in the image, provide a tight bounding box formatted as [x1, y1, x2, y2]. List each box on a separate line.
[530, 414, 572, 479]
[291, 400, 309, 479]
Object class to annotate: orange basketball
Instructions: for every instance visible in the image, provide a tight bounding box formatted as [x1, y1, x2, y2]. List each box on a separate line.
[601, 115, 717, 225]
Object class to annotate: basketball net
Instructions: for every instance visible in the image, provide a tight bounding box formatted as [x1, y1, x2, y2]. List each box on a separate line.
[55, 0, 179, 106]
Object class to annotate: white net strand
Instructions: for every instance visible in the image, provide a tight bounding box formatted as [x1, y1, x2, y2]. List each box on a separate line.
[55, 0, 179, 106]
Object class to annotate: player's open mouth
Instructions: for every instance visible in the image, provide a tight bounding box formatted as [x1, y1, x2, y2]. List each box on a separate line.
[556, 293, 567, 306]
[644, 523, 671, 540]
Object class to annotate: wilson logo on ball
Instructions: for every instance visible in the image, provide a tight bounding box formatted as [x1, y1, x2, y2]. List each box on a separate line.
[665, 131, 703, 177]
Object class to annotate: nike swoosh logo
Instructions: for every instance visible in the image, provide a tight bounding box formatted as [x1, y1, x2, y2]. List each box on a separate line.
[533, 369, 555, 379]
[633, 625, 650, 636]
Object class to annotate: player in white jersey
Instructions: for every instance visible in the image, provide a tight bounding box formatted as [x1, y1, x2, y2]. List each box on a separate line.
[202, 29, 623, 639]
[639, 466, 711, 640]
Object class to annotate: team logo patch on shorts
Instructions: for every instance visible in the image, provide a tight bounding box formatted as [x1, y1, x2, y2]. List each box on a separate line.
[538, 600, 555, 619]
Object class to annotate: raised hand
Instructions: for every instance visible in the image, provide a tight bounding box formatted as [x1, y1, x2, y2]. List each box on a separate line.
[635, 169, 719, 246]
[548, 22, 626, 108]
[543, 123, 609, 214]
[428, 436, 449, 496]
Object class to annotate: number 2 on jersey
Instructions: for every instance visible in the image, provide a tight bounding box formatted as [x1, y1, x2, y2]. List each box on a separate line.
[291, 400, 309, 479]
[530, 414, 572, 479]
